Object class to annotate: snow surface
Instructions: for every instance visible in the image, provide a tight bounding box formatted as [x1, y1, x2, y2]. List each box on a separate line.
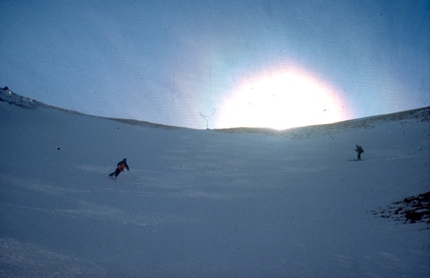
[0, 88, 429, 277]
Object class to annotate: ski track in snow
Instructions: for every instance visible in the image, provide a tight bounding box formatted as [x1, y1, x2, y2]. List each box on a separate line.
[0, 89, 429, 277]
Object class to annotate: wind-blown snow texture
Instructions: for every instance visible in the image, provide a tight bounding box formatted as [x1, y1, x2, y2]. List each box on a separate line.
[0, 88, 429, 277]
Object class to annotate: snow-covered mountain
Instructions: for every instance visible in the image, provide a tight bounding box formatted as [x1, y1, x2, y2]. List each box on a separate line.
[0, 88, 429, 277]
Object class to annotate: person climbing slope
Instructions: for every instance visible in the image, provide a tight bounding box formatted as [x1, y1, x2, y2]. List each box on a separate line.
[354, 145, 364, 161]
[108, 158, 129, 179]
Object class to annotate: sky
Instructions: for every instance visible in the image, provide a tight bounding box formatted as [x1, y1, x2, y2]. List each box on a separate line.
[1, 0, 429, 130]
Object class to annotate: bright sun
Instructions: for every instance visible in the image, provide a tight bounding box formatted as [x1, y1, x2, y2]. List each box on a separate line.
[216, 68, 348, 130]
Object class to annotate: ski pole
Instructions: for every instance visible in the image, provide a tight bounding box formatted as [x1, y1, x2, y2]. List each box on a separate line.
[128, 170, 136, 180]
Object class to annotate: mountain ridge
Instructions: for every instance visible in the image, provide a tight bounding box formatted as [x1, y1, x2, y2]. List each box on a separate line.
[1, 87, 429, 133]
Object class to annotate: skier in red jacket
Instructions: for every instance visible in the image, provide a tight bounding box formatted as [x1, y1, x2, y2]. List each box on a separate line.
[108, 158, 129, 179]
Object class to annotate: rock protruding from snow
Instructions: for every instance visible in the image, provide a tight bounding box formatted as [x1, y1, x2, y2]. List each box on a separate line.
[0, 87, 40, 109]
[370, 192, 430, 224]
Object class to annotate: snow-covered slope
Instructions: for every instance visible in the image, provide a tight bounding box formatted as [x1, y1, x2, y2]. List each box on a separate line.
[0, 88, 429, 277]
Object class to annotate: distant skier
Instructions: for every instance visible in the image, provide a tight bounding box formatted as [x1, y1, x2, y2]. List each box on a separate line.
[354, 145, 364, 160]
[108, 158, 129, 179]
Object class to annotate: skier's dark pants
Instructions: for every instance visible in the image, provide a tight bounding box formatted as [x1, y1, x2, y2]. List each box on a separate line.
[357, 153, 362, 160]
[109, 169, 121, 177]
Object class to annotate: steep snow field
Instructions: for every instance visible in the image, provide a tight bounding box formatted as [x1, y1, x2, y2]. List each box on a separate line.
[0, 89, 429, 277]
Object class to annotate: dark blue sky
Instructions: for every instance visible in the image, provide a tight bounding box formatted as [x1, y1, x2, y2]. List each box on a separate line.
[1, 0, 428, 129]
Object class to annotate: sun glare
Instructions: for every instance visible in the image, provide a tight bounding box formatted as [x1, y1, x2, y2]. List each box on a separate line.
[216, 69, 348, 130]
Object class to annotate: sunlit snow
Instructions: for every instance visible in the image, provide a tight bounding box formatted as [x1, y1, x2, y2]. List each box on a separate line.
[0, 88, 428, 277]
